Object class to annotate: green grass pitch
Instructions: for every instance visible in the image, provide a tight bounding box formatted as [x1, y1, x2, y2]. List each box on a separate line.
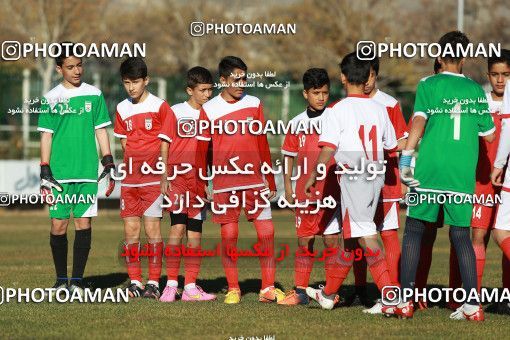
[0, 208, 508, 339]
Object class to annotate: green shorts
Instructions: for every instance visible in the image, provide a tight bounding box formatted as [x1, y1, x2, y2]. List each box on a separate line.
[49, 182, 98, 219]
[406, 191, 472, 227]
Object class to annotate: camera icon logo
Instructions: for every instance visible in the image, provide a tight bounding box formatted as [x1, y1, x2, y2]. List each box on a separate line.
[1, 41, 21, 61]
[405, 192, 419, 206]
[177, 118, 197, 138]
[381, 285, 401, 306]
[0, 193, 10, 206]
[190, 22, 205, 37]
[356, 41, 376, 60]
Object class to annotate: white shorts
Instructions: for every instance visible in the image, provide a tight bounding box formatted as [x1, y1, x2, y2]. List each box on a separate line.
[376, 200, 400, 231]
[494, 189, 510, 231]
[339, 174, 384, 239]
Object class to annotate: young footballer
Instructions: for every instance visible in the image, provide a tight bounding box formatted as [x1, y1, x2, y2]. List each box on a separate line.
[38, 43, 115, 294]
[195, 56, 284, 304]
[304, 52, 398, 310]
[113, 57, 166, 299]
[351, 57, 408, 313]
[448, 50, 510, 300]
[490, 77, 510, 315]
[396, 31, 495, 321]
[159, 66, 216, 302]
[278, 68, 341, 305]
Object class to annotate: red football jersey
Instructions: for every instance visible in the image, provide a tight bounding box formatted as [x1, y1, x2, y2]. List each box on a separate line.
[281, 109, 340, 203]
[159, 101, 200, 166]
[114, 93, 168, 186]
[372, 89, 408, 200]
[475, 92, 504, 197]
[195, 94, 275, 193]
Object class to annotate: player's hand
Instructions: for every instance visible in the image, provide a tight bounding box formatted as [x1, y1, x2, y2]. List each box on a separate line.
[203, 184, 212, 203]
[284, 190, 295, 206]
[161, 174, 170, 195]
[491, 167, 504, 186]
[263, 179, 276, 200]
[304, 172, 317, 198]
[399, 150, 420, 188]
[40, 163, 63, 205]
[98, 154, 116, 197]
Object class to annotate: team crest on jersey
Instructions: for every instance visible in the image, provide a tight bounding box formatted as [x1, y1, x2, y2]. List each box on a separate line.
[84, 101, 92, 113]
[145, 118, 152, 130]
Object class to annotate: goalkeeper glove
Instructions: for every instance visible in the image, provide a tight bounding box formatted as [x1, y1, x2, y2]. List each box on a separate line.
[40, 163, 63, 205]
[399, 149, 420, 187]
[98, 154, 116, 197]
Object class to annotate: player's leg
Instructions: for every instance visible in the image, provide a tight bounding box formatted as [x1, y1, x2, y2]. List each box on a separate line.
[278, 234, 314, 306]
[446, 201, 484, 321]
[161, 213, 186, 302]
[245, 188, 283, 303]
[502, 250, 510, 314]
[181, 211, 216, 301]
[48, 182, 72, 289]
[471, 203, 494, 292]
[392, 193, 441, 318]
[142, 217, 163, 299]
[50, 218, 70, 289]
[120, 186, 145, 297]
[493, 189, 510, 313]
[414, 215, 440, 310]
[68, 182, 98, 293]
[279, 205, 324, 306]
[69, 217, 92, 293]
[306, 236, 352, 310]
[123, 216, 143, 297]
[472, 227, 489, 292]
[214, 191, 242, 303]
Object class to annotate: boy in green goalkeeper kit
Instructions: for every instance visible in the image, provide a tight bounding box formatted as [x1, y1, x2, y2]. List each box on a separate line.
[37, 43, 115, 294]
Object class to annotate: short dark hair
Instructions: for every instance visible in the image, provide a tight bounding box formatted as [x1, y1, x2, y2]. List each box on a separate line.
[55, 42, 83, 67]
[438, 31, 470, 63]
[434, 58, 441, 74]
[218, 56, 247, 78]
[120, 57, 148, 79]
[370, 57, 380, 76]
[303, 68, 330, 91]
[340, 52, 371, 85]
[187, 66, 213, 88]
[488, 49, 510, 71]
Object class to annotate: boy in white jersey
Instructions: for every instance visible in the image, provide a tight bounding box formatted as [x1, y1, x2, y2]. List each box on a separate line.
[159, 66, 216, 302]
[38, 43, 115, 294]
[304, 52, 398, 310]
[350, 57, 409, 312]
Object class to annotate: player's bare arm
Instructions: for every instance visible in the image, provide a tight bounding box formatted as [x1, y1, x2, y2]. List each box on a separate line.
[283, 155, 295, 206]
[160, 140, 170, 194]
[304, 146, 335, 197]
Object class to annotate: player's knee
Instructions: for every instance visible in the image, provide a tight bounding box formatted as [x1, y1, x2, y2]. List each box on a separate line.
[472, 228, 486, 245]
[297, 236, 314, 249]
[323, 234, 339, 248]
[50, 220, 68, 235]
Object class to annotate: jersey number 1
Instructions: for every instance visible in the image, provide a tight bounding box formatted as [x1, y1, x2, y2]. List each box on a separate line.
[450, 103, 461, 140]
[358, 125, 378, 161]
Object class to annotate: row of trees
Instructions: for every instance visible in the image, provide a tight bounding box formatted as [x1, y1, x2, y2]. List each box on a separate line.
[1, 0, 509, 94]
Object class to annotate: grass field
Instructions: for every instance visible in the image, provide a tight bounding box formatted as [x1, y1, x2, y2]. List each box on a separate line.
[0, 207, 509, 339]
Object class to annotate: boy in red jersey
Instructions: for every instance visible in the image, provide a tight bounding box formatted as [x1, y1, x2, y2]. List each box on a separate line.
[159, 66, 216, 302]
[278, 68, 341, 305]
[113, 57, 168, 299]
[195, 56, 283, 304]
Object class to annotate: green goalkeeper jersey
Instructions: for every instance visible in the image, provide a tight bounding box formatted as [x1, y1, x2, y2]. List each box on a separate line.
[37, 82, 111, 182]
[413, 72, 494, 194]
